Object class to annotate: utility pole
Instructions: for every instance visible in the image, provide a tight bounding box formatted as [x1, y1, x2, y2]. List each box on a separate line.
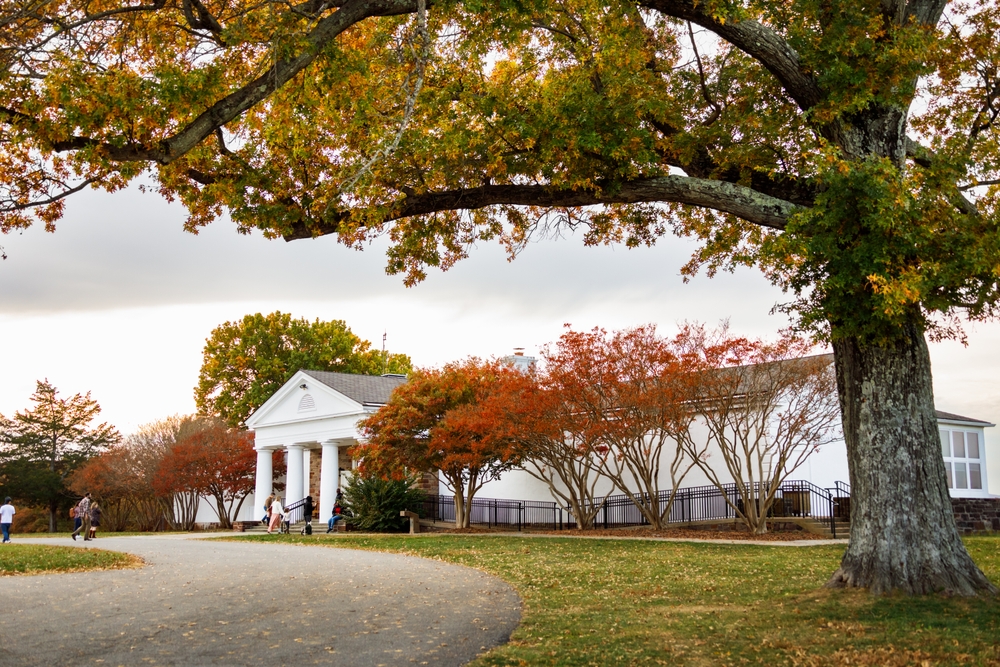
[382, 331, 388, 375]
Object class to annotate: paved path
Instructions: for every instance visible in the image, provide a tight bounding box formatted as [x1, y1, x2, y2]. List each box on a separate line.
[1, 534, 520, 667]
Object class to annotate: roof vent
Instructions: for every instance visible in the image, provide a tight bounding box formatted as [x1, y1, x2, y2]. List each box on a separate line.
[381, 373, 407, 378]
[298, 394, 316, 412]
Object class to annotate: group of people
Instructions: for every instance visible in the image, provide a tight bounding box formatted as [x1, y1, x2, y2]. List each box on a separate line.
[0, 488, 346, 542]
[0, 493, 102, 543]
[263, 492, 285, 534]
[70, 492, 102, 541]
[260, 489, 348, 534]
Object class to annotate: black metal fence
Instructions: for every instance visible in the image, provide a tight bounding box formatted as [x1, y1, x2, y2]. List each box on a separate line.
[419, 495, 563, 531]
[421, 479, 849, 537]
[282, 498, 308, 531]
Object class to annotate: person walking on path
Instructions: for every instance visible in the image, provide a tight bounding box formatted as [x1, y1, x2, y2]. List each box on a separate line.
[71, 505, 82, 534]
[262, 493, 274, 525]
[267, 496, 283, 534]
[0, 497, 15, 543]
[88, 502, 103, 539]
[71, 493, 91, 541]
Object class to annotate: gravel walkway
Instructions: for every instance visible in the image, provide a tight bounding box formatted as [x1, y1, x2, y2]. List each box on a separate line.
[1, 534, 520, 667]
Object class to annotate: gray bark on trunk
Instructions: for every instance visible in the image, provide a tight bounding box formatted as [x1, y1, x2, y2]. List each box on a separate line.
[828, 324, 996, 595]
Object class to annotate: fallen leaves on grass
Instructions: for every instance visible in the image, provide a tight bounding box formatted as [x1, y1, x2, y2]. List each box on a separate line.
[790, 645, 1000, 666]
[0, 544, 143, 576]
[537, 527, 830, 541]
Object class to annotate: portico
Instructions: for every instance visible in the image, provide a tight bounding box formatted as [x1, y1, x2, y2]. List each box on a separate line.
[244, 370, 408, 522]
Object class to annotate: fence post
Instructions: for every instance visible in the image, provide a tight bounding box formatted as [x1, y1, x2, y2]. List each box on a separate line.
[829, 493, 836, 538]
[518, 503, 523, 532]
[603, 499, 608, 529]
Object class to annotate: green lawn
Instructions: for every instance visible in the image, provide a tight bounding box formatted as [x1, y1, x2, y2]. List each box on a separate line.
[232, 533, 1000, 666]
[0, 544, 142, 575]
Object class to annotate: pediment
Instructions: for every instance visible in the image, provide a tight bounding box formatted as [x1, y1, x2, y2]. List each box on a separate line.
[245, 371, 366, 429]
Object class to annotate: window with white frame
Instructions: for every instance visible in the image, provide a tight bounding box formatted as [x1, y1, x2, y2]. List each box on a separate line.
[940, 428, 984, 491]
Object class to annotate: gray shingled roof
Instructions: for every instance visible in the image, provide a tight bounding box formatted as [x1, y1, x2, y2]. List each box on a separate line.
[300, 370, 407, 406]
[935, 410, 994, 426]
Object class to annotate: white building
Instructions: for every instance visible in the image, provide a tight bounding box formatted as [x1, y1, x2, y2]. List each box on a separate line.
[238, 367, 995, 526]
[235, 370, 406, 524]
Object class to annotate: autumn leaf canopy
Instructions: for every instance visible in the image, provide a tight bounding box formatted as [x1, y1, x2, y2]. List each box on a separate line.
[3, 0, 1000, 341]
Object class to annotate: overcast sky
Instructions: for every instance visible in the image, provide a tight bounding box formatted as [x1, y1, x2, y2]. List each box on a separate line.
[2, 182, 998, 490]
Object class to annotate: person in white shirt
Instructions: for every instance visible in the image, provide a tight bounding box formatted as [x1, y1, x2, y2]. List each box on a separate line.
[267, 496, 283, 534]
[0, 497, 15, 543]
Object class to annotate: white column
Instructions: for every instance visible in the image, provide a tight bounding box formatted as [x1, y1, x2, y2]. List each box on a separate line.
[303, 448, 312, 499]
[319, 440, 340, 522]
[286, 444, 305, 503]
[253, 448, 273, 522]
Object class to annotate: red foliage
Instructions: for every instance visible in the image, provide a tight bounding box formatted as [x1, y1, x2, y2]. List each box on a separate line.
[357, 358, 528, 527]
[154, 423, 257, 528]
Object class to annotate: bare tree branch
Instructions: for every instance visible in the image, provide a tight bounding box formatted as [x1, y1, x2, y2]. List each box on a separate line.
[0, 177, 98, 213]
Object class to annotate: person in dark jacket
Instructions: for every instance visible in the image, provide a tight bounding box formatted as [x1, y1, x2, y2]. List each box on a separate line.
[88, 502, 103, 539]
[303, 496, 314, 526]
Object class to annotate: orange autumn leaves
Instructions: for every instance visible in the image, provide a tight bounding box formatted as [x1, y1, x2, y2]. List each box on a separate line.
[357, 358, 532, 528]
[70, 418, 272, 530]
[357, 323, 828, 531]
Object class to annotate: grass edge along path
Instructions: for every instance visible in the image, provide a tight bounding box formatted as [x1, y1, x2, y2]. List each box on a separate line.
[0, 543, 143, 576]
[227, 533, 1000, 667]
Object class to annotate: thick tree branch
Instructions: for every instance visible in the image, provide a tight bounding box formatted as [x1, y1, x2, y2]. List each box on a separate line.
[638, 0, 822, 112]
[284, 176, 803, 240]
[17, 0, 421, 164]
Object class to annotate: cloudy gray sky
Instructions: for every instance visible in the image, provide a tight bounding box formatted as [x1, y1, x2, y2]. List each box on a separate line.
[2, 182, 999, 490]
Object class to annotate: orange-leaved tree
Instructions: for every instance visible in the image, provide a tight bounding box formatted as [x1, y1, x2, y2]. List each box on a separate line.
[358, 359, 525, 528]
[68, 445, 139, 532]
[476, 357, 613, 530]
[72, 415, 217, 532]
[153, 421, 259, 529]
[541, 326, 707, 530]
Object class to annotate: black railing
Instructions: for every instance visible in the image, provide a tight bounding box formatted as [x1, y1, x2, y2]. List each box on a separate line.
[831, 480, 851, 525]
[281, 498, 308, 532]
[386, 480, 850, 536]
[419, 495, 562, 531]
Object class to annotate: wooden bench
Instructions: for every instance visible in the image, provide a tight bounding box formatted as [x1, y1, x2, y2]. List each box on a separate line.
[400, 510, 420, 534]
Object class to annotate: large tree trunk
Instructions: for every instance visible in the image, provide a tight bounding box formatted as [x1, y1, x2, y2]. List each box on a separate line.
[828, 324, 996, 595]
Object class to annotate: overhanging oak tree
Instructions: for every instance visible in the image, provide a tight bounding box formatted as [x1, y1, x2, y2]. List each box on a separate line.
[2, 0, 999, 593]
